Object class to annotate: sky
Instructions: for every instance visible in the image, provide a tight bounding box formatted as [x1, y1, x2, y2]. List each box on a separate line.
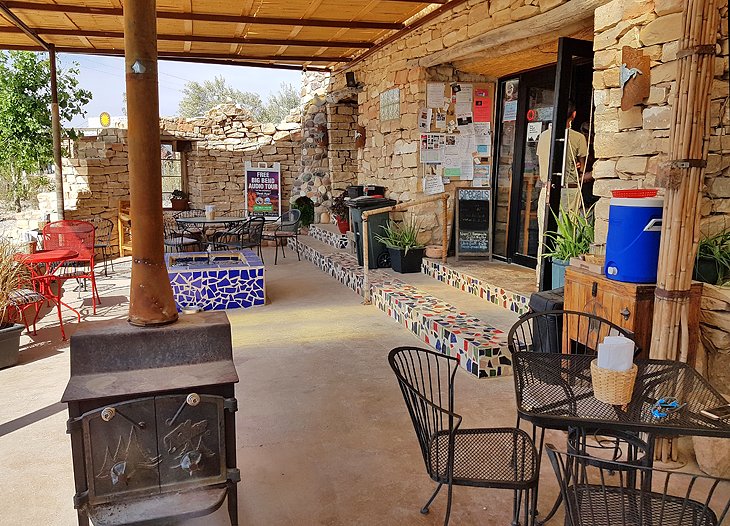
[59, 53, 302, 127]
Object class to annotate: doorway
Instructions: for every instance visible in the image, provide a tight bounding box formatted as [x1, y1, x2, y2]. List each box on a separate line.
[491, 38, 594, 272]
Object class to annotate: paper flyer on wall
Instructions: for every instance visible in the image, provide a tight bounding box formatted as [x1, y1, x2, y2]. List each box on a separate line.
[459, 158, 474, 181]
[418, 108, 432, 132]
[419, 133, 445, 164]
[473, 87, 491, 123]
[423, 165, 445, 195]
[434, 111, 446, 130]
[526, 121, 542, 142]
[427, 82, 446, 108]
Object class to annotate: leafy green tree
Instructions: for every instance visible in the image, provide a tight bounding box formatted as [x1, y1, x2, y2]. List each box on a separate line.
[0, 51, 91, 210]
[178, 75, 263, 118]
[259, 82, 299, 123]
[178, 77, 299, 123]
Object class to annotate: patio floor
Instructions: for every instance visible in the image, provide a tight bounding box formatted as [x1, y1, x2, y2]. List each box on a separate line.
[0, 246, 702, 525]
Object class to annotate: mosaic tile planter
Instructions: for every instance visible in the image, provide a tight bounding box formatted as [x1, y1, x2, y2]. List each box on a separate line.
[296, 237, 510, 378]
[422, 259, 530, 316]
[308, 224, 350, 250]
[165, 249, 265, 311]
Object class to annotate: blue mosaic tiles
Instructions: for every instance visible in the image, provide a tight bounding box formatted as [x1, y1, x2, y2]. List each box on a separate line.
[421, 259, 530, 316]
[295, 237, 511, 379]
[308, 225, 350, 250]
[165, 249, 265, 312]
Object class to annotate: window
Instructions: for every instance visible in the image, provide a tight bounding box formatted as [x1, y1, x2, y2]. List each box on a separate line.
[161, 143, 183, 207]
[380, 88, 400, 121]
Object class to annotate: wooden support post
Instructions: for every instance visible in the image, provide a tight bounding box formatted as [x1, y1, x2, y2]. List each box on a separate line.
[442, 193, 448, 264]
[49, 45, 64, 220]
[124, 0, 178, 326]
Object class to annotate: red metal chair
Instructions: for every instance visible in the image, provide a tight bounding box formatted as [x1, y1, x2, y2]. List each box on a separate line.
[42, 220, 101, 314]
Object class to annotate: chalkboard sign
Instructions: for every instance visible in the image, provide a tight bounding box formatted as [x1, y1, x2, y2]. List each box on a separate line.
[455, 187, 492, 260]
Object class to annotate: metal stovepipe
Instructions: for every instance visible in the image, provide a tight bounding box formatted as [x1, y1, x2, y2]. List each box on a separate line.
[124, 0, 178, 326]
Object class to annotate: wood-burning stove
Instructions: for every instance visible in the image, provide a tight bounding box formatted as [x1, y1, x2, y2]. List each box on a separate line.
[62, 311, 239, 525]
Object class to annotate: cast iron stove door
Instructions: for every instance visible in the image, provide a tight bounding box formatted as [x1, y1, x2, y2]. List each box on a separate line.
[82, 398, 160, 505]
[156, 393, 227, 491]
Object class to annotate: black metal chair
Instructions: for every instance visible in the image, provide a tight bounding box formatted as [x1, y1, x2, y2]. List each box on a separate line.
[173, 208, 205, 240]
[89, 217, 115, 276]
[261, 209, 301, 264]
[163, 215, 200, 253]
[210, 216, 265, 262]
[508, 310, 649, 524]
[546, 444, 730, 526]
[389, 346, 539, 526]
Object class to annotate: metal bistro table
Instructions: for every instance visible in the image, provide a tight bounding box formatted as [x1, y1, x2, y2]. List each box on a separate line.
[513, 352, 730, 523]
[175, 215, 248, 248]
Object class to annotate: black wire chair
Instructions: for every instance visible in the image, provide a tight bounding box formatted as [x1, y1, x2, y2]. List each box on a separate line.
[389, 346, 539, 526]
[261, 209, 301, 264]
[173, 208, 205, 241]
[508, 310, 649, 524]
[163, 215, 200, 253]
[546, 444, 730, 526]
[210, 216, 265, 262]
[89, 217, 115, 276]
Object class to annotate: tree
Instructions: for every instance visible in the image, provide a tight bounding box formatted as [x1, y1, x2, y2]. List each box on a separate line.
[177, 77, 299, 123]
[178, 75, 263, 118]
[259, 82, 299, 123]
[0, 51, 91, 210]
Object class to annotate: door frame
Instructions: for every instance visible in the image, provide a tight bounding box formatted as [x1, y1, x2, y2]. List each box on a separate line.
[539, 37, 594, 290]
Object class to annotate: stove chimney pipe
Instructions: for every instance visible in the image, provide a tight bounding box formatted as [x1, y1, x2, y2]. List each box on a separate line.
[124, 0, 178, 326]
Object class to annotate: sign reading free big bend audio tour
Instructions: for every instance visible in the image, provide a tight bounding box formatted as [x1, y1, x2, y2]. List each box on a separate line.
[245, 161, 281, 219]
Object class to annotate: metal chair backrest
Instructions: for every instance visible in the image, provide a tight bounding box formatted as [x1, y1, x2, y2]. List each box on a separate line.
[89, 217, 114, 247]
[42, 220, 95, 262]
[388, 346, 462, 478]
[280, 209, 301, 233]
[174, 209, 205, 218]
[507, 309, 640, 357]
[545, 444, 730, 526]
[163, 215, 181, 237]
[246, 216, 265, 244]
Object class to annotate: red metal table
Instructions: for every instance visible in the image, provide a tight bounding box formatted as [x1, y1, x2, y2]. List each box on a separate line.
[15, 249, 81, 340]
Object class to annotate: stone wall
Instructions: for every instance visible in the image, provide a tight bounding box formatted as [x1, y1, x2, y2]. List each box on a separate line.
[325, 0, 573, 244]
[327, 101, 358, 193]
[591, 0, 730, 241]
[30, 104, 302, 254]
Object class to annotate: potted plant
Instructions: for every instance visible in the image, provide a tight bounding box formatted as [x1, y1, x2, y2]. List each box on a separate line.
[292, 196, 315, 233]
[330, 190, 350, 234]
[375, 216, 426, 273]
[543, 207, 594, 287]
[693, 229, 730, 285]
[170, 189, 189, 211]
[0, 240, 28, 368]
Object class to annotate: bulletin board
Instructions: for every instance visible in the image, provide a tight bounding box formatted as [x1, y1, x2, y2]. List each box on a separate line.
[419, 81, 495, 188]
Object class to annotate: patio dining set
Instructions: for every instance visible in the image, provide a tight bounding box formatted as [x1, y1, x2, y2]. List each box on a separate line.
[390, 309, 730, 526]
[163, 208, 301, 265]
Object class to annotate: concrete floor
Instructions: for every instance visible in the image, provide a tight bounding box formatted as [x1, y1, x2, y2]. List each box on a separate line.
[2, 246, 708, 525]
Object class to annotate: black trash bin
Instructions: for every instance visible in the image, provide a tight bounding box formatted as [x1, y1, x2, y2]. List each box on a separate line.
[528, 288, 564, 353]
[347, 197, 397, 269]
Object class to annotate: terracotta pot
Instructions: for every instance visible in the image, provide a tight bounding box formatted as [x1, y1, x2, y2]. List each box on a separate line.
[170, 198, 189, 211]
[336, 218, 350, 234]
[320, 212, 330, 224]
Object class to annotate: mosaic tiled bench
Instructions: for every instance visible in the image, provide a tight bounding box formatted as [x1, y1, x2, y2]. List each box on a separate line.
[422, 259, 530, 316]
[165, 249, 265, 311]
[295, 238, 511, 378]
[308, 224, 350, 250]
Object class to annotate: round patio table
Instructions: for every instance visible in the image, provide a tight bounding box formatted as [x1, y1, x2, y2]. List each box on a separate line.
[15, 249, 81, 340]
[175, 216, 248, 247]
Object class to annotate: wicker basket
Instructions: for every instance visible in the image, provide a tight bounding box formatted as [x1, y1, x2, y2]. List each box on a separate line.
[590, 360, 638, 405]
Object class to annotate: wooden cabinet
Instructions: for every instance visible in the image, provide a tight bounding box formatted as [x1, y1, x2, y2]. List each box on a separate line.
[564, 266, 702, 362]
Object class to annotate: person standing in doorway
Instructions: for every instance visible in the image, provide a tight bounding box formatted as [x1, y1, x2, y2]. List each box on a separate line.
[535, 101, 588, 263]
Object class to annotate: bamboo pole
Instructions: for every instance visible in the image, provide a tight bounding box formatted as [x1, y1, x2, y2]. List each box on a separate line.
[650, 0, 719, 462]
[362, 193, 449, 304]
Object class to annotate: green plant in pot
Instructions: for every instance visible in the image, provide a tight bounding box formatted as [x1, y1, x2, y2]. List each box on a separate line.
[375, 216, 426, 273]
[543, 206, 594, 288]
[693, 229, 730, 286]
[0, 240, 29, 368]
[292, 196, 315, 230]
[170, 189, 189, 211]
[330, 190, 350, 234]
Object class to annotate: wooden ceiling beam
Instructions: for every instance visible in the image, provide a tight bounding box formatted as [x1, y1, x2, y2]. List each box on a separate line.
[0, 1, 48, 49]
[0, 25, 374, 48]
[2, 1, 405, 30]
